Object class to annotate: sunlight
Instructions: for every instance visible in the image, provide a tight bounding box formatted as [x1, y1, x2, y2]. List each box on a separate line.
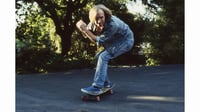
[127, 95, 184, 103]
[109, 65, 137, 68]
[16, 1, 39, 24]
[127, 0, 146, 15]
[126, 0, 160, 21]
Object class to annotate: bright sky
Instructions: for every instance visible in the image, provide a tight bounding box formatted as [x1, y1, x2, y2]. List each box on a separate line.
[126, 0, 146, 15]
[126, 0, 159, 21]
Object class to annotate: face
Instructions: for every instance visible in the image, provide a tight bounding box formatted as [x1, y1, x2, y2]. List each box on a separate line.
[94, 9, 105, 29]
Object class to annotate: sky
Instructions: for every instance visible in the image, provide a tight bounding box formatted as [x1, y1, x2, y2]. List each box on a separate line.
[126, 0, 158, 21]
[127, 0, 146, 15]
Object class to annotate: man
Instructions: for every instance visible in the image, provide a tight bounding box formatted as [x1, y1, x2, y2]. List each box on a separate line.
[76, 4, 134, 94]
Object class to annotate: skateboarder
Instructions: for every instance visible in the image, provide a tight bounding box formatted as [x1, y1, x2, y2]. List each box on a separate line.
[76, 4, 134, 95]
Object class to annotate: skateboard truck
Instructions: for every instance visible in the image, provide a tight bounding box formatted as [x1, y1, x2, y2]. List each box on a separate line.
[81, 88, 114, 102]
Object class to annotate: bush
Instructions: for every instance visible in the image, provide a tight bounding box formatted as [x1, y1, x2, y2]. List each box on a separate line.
[16, 48, 55, 74]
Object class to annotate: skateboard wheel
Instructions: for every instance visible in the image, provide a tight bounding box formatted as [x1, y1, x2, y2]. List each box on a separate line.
[109, 89, 114, 94]
[96, 96, 100, 102]
[81, 96, 87, 101]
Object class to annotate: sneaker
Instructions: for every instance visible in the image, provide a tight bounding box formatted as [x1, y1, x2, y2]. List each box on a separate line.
[104, 82, 114, 88]
[81, 86, 103, 95]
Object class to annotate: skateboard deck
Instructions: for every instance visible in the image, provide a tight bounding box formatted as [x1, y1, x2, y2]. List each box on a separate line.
[81, 84, 115, 101]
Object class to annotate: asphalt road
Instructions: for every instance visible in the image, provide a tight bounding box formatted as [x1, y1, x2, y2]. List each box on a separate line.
[16, 64, 184, 112]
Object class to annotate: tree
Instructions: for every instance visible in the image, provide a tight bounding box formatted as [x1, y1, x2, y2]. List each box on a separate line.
[16, 0, 89, 55]
[16, 0, 136, 73]
[16, 0, 132, 56]
[16, 1, 59, 73]
[137, 0, 184, 65]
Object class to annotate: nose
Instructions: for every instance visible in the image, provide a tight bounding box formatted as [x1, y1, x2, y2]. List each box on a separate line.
[97, 19, 101, 24]
[97, 19, 103, 26]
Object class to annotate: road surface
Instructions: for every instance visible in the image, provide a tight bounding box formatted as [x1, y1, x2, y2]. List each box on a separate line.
[16, 64, 184, 112]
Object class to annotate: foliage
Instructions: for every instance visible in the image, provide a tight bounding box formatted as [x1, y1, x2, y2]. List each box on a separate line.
[138, 0, 184, 65]
[15, 0, 184, 74]
[16, 1, 59, 73]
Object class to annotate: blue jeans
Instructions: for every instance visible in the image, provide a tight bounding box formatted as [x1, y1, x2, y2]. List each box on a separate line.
[92, 39, 134, 88]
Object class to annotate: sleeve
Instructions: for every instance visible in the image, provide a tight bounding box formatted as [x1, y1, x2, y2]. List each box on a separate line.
[96, 21, 118, 46]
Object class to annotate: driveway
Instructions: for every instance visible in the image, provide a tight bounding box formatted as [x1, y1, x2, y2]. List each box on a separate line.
[16, 64, 184, 112]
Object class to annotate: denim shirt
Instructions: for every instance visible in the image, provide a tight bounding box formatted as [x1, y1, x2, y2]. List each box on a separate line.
[96, 15, 134, 55]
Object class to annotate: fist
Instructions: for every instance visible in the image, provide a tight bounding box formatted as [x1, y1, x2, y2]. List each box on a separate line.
[76, 20, 87, 32]
[87, 22, 103, 35]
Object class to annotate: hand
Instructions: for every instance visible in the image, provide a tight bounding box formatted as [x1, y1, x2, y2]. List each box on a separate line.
[76, 20, 87, 32]
[95, 26, 104, 35]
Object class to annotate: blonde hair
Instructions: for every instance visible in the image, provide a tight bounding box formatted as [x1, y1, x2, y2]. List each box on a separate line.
[89, 4, 112, 23]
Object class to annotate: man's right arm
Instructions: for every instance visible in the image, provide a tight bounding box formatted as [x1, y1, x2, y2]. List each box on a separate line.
[76, 20, 97, 44]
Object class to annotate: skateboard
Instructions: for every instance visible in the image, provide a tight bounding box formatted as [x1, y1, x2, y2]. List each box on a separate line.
[81, 84, 115, 102]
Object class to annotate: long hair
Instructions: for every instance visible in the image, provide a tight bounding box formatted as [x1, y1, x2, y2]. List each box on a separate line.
[89, 4, 112, 23]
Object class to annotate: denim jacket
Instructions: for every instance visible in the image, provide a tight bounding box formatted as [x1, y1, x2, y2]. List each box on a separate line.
[96, 16, 134, 55]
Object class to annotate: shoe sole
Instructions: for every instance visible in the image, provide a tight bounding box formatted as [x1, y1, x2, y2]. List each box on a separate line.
[81, 88, 103, 95]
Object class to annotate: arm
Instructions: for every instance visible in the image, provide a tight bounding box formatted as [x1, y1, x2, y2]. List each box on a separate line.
[76, 20, 97, 44]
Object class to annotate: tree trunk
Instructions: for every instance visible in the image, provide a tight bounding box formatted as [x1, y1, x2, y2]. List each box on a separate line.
[23, 0, 88, 55]
[60, 31, 72, 56]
